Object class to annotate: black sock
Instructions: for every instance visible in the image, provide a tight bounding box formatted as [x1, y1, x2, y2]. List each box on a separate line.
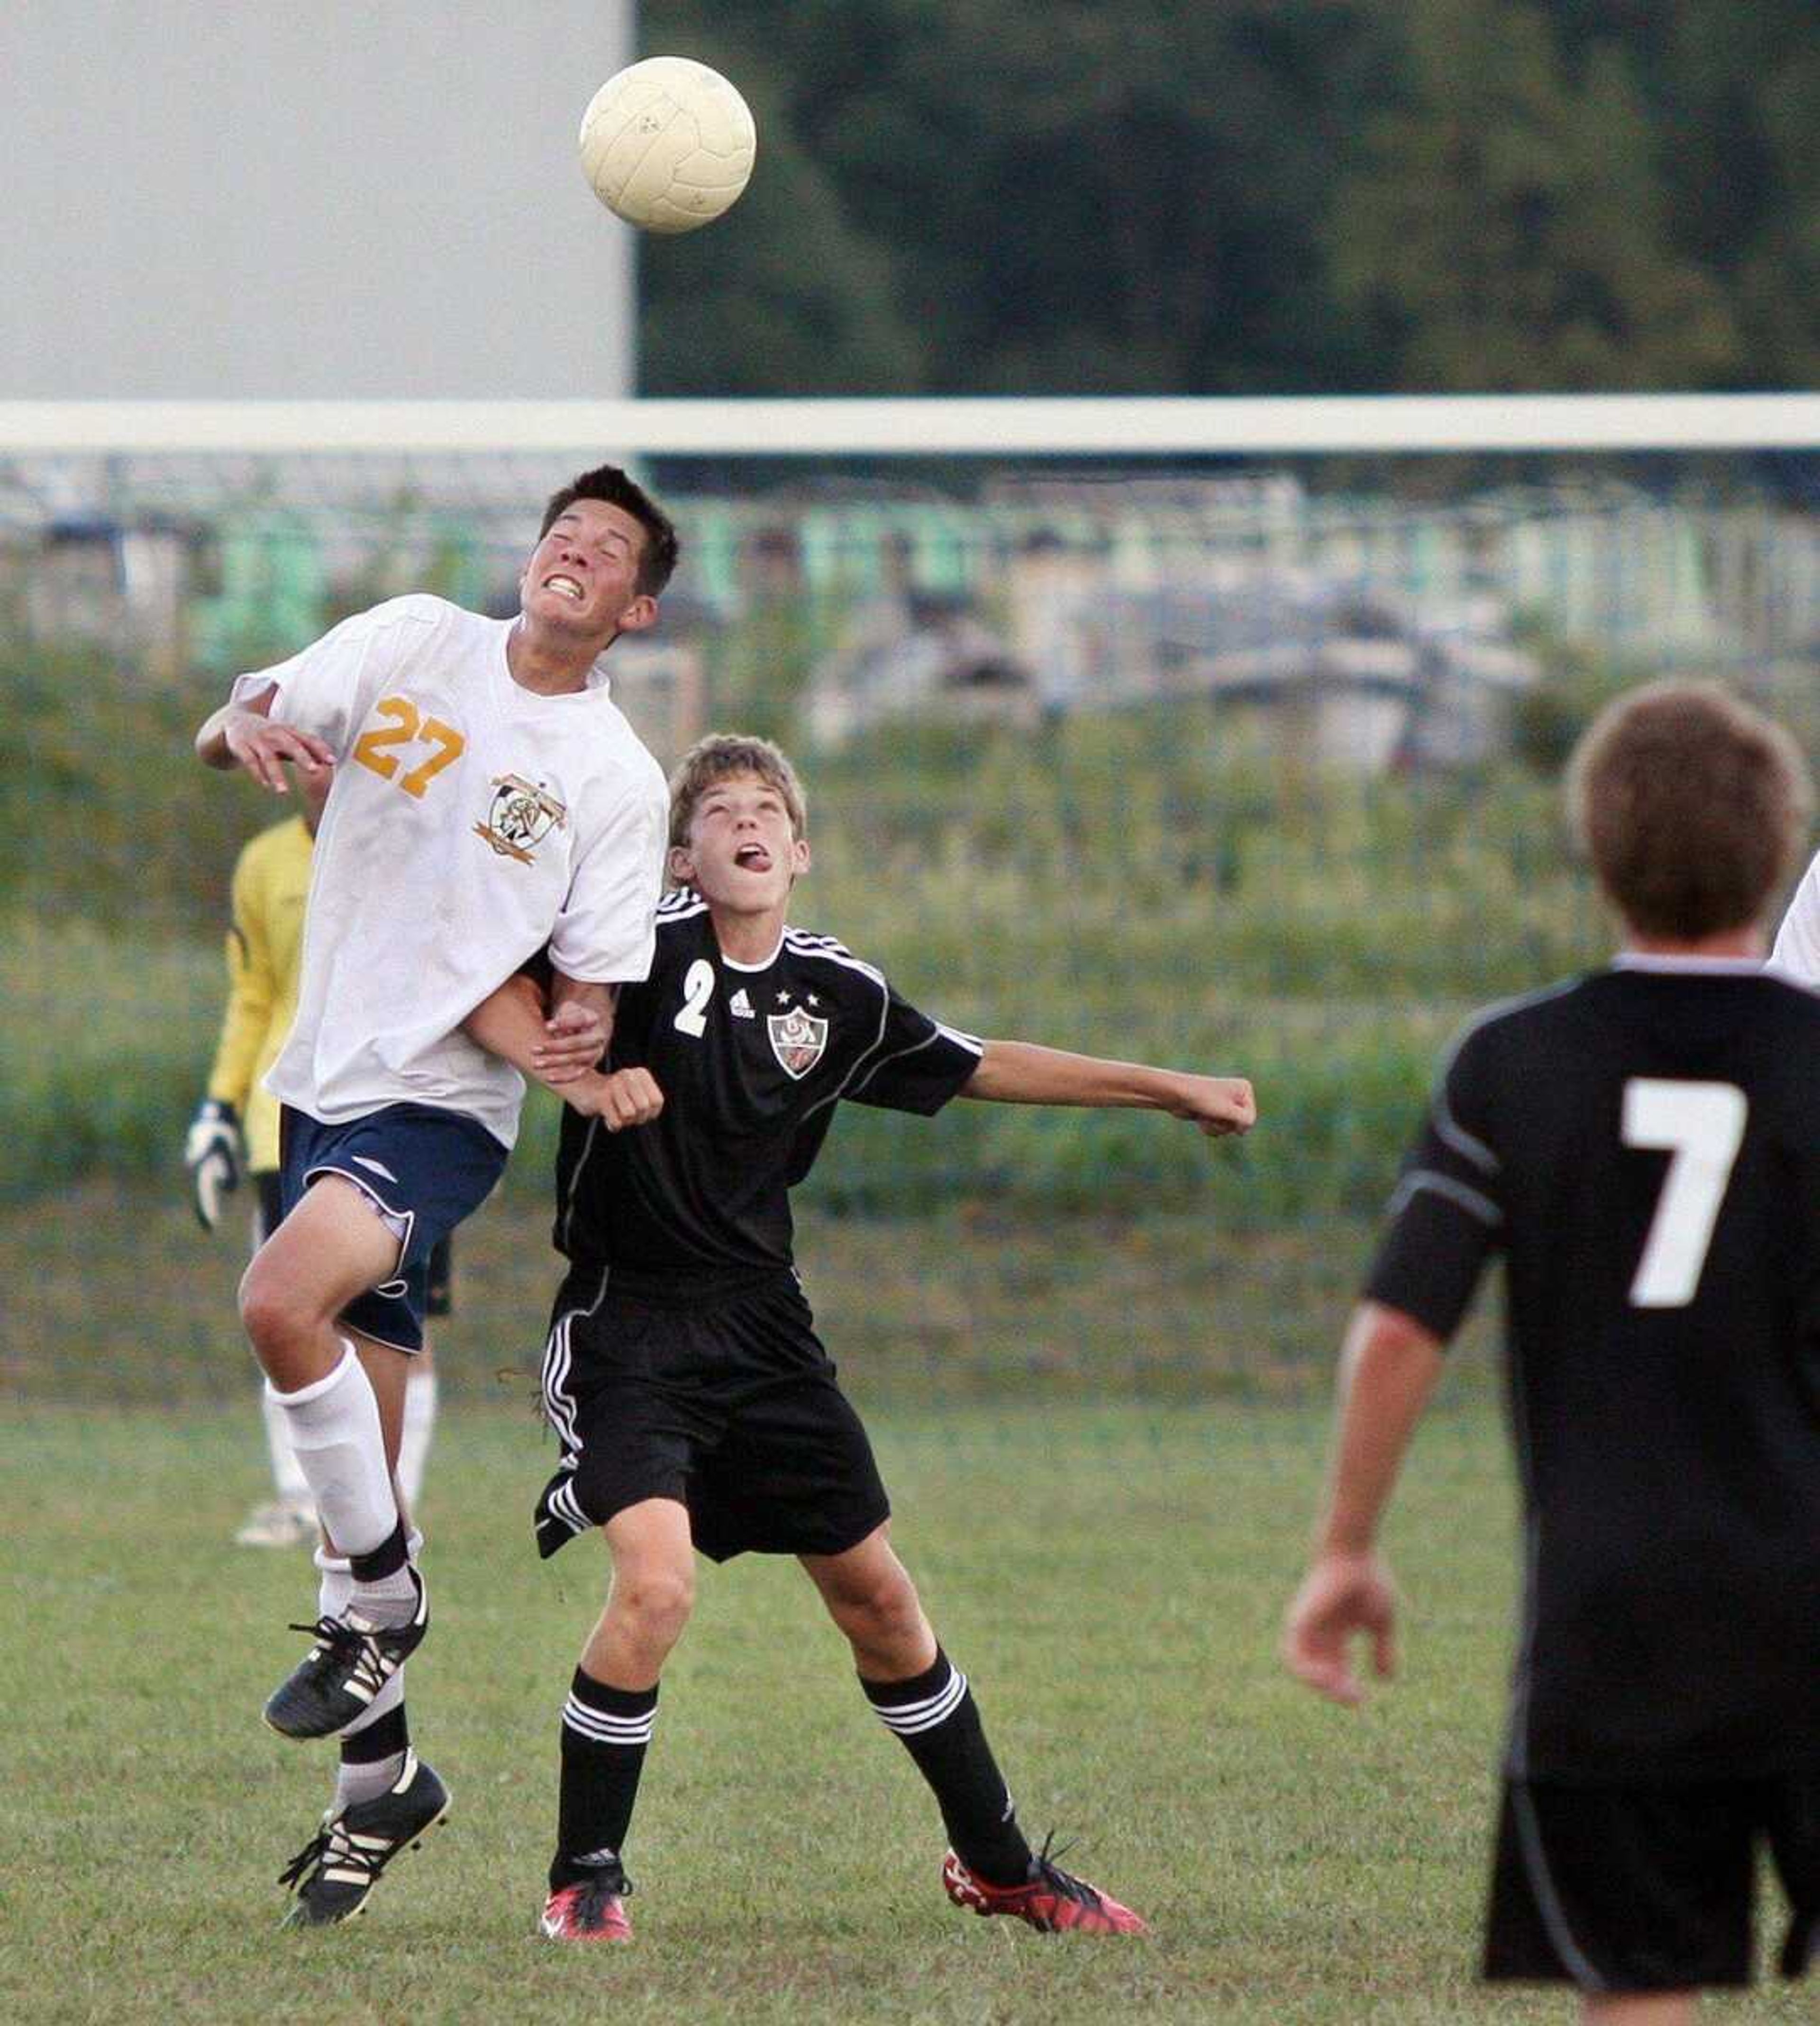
[552, 1669, 657, 1890]
[335, 1701, 410, 1810]
[861, 1650, 1032, 1886]
[348, 1517, 409, 1584]
[340, 1702, 410, 1767]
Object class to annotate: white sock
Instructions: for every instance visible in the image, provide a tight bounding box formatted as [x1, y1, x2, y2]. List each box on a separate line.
[260, 1385, 312, 1507]
[268, 1342, 399, 1561]
[399, 1366, 438, 1511]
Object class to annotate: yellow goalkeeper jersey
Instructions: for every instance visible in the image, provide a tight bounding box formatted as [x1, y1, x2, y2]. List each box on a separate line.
[205, 814, 313, 1174]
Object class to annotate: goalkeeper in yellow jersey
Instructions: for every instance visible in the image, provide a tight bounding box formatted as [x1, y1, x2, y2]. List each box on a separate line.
[187, 766, 446, 1547]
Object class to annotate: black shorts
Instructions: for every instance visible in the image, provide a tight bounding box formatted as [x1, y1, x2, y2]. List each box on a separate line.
[535, 1269, 890, 1565]
[255, 1172, 455, 1316]
[1484, 1776, 1820, 1993]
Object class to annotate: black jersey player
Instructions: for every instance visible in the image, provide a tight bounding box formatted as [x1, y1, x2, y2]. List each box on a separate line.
[1283, 681, 1820, 2025]
[492, 733, 1255, 1944]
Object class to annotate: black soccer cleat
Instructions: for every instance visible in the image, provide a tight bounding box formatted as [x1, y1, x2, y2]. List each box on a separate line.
[278, 1750, 450, 1927]
[264, 1571, 428, 1740]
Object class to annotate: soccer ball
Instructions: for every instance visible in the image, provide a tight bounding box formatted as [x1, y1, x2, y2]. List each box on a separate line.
[578, 57, 756, 236]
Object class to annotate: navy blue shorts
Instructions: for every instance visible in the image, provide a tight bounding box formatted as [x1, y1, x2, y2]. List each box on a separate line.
[279, 1103, 505, 1354]
[255, 1172, 456, 1316]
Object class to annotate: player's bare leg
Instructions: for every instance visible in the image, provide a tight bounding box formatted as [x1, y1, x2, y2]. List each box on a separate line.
[801, 1525, 1146, 1935]
[799, 1524, 935, 1677]
[239, 1176, 399, 1393]
[543, 1499, 694, 1944]
[579, 1499, 696, 1686]
[1584, 1995, 1696, 2025]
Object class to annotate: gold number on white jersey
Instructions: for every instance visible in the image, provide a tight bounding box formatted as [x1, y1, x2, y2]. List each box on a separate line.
[353, 697, 467, 799]
[1621, 1078, 1747, 1308]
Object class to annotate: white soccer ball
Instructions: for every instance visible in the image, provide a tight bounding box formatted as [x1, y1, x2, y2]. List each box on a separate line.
[578, 57, 756, 236]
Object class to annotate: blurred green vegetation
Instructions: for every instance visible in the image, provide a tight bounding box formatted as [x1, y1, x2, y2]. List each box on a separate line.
[2, 652, 1618, 1219]
[639, 0, 1818, 399]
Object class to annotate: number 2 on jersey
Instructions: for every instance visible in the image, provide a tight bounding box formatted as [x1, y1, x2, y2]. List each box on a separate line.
[1620, 1078, 1747, 1308]
[673, 958, 716, 1037]
[352, 696, 466, 799]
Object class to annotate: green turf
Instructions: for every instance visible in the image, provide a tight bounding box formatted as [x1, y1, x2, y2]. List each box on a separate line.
[2, 1403, 1806, 2025]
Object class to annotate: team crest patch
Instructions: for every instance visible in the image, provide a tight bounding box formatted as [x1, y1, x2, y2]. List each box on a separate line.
[473, 775, 568, 865]
[768, 1004, 828, 1079]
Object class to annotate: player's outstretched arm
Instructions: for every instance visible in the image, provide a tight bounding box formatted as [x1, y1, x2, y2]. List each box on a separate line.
[960, 1040, 1256, 1136]
[195, 684, 336, 790]
[1282, 1301, 1444, 1708]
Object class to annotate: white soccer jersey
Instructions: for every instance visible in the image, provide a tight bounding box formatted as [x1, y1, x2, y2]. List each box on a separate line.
[1770, 848, 1820, 990]
[228, 594, 668, 1148]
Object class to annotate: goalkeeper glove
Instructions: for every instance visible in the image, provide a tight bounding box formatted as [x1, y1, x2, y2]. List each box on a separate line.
[184, 1098, 243, 1231]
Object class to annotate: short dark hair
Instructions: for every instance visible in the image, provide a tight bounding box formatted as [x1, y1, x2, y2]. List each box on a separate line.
[1565, 679, 1812, 939]
[539, 463, 680, 597]
[668, 732, 808, 851]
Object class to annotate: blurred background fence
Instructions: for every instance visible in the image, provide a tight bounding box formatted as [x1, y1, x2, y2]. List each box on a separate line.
[4, 425, 1816, 1404]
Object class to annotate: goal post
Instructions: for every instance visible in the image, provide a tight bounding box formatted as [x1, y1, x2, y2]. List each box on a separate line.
[0, 391, 1816, 455]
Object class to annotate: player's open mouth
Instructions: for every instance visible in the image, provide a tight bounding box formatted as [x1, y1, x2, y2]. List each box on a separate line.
[544, 574, 585, 602]
[734, 844, 771, 871]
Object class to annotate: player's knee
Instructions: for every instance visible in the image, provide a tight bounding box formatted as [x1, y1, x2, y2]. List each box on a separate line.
[237, 1260, 307, 1361]
[839, 1565, 925, 1649]
[613, 1562, 695, 1648]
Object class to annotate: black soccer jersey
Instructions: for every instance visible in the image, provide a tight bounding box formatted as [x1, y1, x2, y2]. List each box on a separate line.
[1369, 957, 1820, 1783]
[554, 890, 983, 1291]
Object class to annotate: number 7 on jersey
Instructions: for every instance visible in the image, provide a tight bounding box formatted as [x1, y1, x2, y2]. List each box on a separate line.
[1620, 1078, 1747, 1309]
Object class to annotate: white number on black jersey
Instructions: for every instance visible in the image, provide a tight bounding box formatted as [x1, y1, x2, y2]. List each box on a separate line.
[1620, 1078, 1747, 1308]
[673, 958, 716, 1038]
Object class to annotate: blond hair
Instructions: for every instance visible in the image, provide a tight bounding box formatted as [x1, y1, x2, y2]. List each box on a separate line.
[1565, 679, 1812, 937]
[667, 733, 808, 851]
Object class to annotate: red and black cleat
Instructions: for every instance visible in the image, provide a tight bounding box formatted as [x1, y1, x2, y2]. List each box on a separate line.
[540, 1872, 633, 1944]
[942, 1836, 1148, 1936]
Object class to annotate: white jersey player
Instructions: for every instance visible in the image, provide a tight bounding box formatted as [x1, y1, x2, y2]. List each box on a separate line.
[1769, 847, 1820, 987]
[194, 463, 674, 1929]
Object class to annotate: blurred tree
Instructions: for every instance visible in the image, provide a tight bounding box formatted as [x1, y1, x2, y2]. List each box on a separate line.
[632, 11, 923, 393]
[637, 0, 1807, 396]
[1539, 1, 1818, 384]
[640, 0, 1389, 393]
[1329, 0, 1740, 389]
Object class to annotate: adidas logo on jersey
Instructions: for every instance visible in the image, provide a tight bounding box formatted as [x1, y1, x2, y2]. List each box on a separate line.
[729, 989, 755, 1019]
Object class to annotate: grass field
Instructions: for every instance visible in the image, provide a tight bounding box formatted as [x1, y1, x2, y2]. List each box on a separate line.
[4, 1365, 1809, 2021]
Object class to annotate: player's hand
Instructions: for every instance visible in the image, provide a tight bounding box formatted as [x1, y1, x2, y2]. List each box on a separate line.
[1165, 1074, 1256, 1137]
[595, 1067, 664, 1132]
[1281, 1550, 1399, 1707]
[183, 1098, 243, 1231]
[223, 710, 336, 795]
[533, 999, 609, 1084]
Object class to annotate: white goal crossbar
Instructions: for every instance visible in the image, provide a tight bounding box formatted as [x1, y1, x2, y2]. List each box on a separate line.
[0, 394, 1814, 457]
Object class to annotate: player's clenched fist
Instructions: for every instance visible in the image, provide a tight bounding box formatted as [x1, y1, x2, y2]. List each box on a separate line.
[589, 1067, 664, 1132]
[1168, 1074, 1256, 1137]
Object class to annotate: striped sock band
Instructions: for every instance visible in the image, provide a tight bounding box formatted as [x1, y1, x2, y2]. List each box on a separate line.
[562, 1678, 658, 1750]
[869, 1659, 970, 1737]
